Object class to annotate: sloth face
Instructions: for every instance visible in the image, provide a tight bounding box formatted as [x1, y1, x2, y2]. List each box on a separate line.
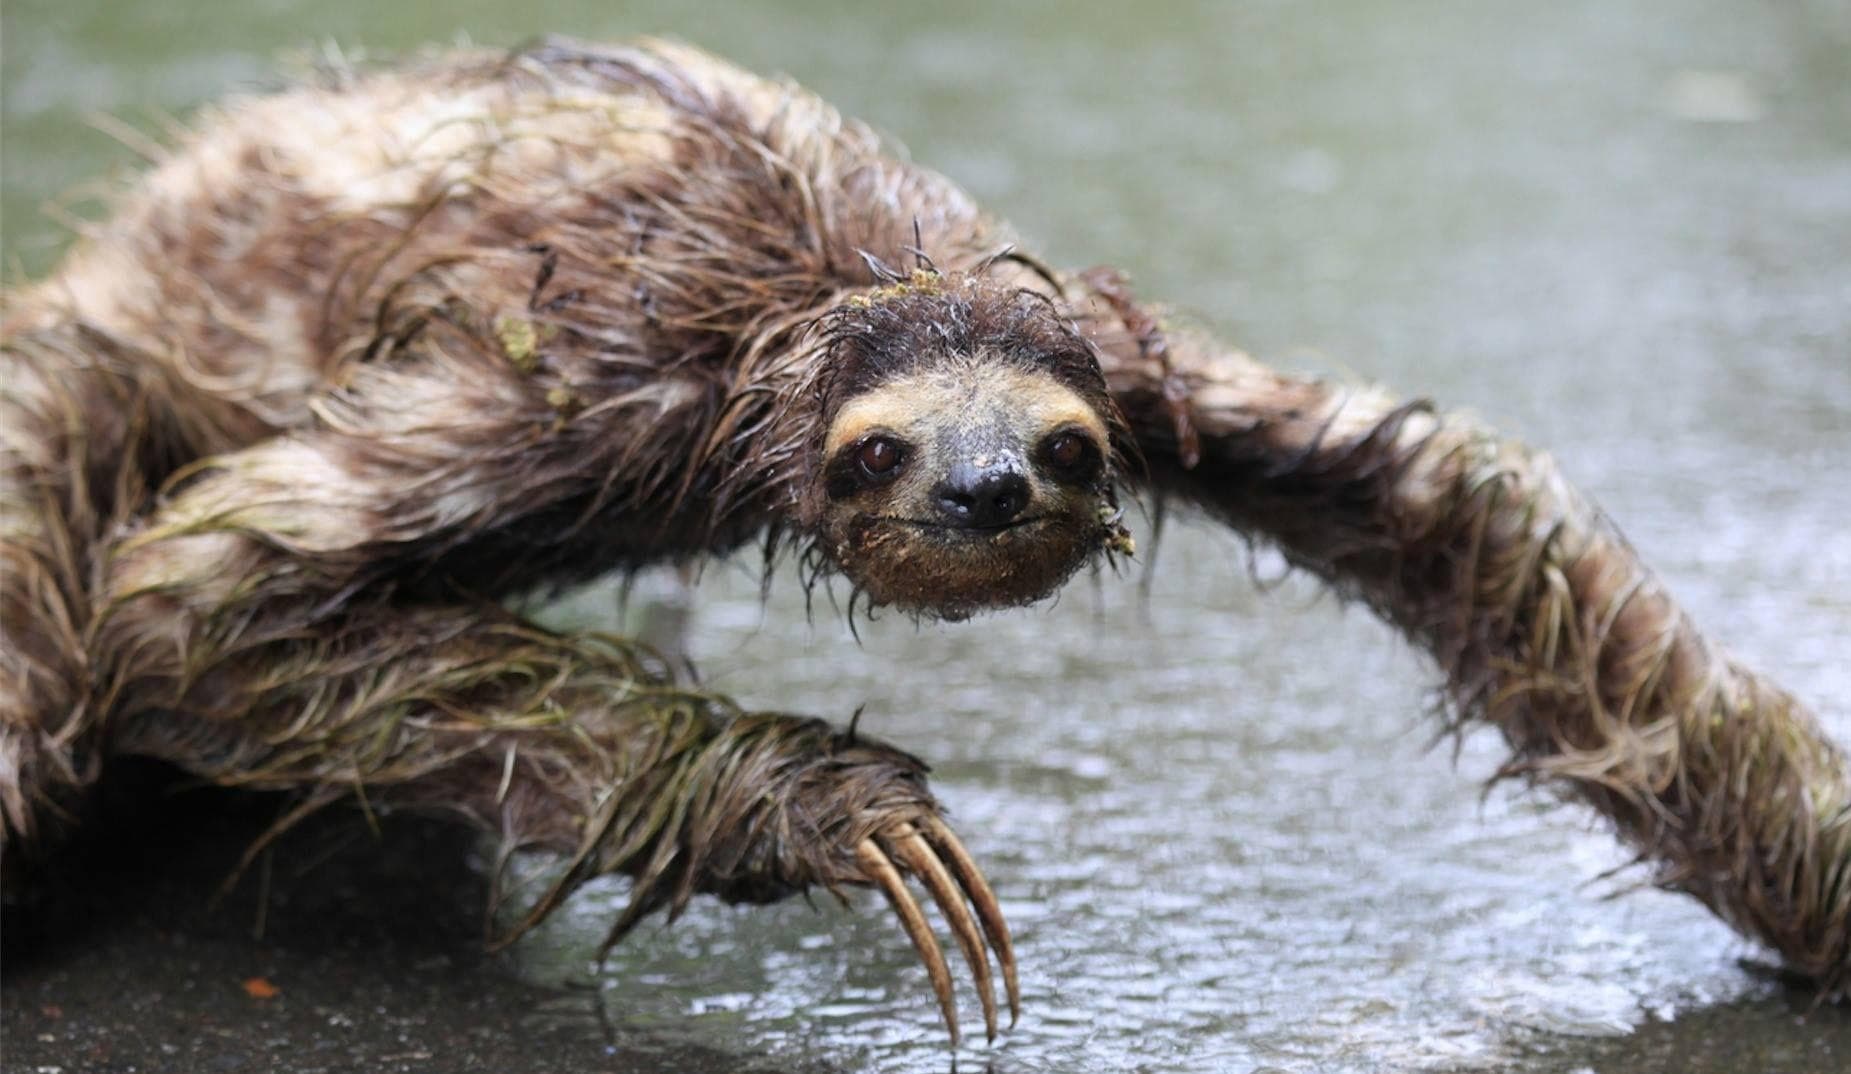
[805, 276, 1131, 618]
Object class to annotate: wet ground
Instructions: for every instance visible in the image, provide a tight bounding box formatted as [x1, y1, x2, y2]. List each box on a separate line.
[4, 0, 1850, 1071]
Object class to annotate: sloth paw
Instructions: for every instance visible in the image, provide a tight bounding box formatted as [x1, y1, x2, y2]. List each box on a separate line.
[853, 814, 1019, 1046]
[567, 710, 1021, 1045]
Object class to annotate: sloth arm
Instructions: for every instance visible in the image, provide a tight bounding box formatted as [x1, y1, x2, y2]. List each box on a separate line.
[97, 579, 1013, 1039]
[1077, 284, 1851, 987]
[0, 46, 1018, 1038]
[67, 331, 1013, 1041]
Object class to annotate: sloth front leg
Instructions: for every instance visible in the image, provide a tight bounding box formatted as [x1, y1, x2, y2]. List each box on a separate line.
[1079, 280, 1851, 989]
[82, 418, 1014, 1041]
[103, 599, 1015, 1044]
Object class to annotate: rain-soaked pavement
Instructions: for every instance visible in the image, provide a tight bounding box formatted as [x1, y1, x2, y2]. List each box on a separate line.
[4, 1, 1850, 1071]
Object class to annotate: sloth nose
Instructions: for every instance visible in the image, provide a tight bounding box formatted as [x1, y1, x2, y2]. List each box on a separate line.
[935, 463, 1030, 529]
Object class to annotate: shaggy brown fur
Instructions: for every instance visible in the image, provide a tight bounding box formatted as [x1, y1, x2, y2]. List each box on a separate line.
[1, 38, 1045, 1043]
[1, 36, 1845, 1047]
[1090, 302, 1851, 990]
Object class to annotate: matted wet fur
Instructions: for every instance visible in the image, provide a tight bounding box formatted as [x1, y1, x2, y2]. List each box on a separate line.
[1, 37, 1844, 1046]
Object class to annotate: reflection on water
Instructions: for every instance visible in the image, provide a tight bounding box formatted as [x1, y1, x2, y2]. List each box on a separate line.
[4, 0, 1848, 1071]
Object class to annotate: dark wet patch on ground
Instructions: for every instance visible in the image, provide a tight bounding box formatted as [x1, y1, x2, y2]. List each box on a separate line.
[1482, 985, 1851, 1074]
[0, 762, 792, 1074]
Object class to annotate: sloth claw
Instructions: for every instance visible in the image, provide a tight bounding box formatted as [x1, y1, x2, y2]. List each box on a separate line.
[888, 823, 997, 1042]
[917, 815, 1020, 1027]
[856, 837, 959, 1044]
[856, 821, 1018, 1047]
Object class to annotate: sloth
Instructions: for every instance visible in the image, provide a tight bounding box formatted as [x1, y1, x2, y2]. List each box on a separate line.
[804, 269, 1135, 618]
[2, 37, 1845, 1048]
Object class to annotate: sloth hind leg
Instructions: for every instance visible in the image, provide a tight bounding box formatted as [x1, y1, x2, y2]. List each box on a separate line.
[106, 598, 1018, 1044]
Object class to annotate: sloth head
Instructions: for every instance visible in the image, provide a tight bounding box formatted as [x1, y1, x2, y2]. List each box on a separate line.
[801, 272, 1134, 619]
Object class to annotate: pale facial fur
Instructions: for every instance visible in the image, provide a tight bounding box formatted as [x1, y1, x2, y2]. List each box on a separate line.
[813, 353, 1119, 617]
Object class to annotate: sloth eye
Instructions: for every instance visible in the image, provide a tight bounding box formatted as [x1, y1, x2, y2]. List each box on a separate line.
[1043, 430, 1094, 474]
[856, 436, 904, 479]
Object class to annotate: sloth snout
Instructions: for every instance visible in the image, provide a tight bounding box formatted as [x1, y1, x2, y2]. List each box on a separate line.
[935, 463, 1030, 529]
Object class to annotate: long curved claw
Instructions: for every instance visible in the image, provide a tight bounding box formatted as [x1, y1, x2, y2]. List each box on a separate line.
[856, 837, 960, 1047]
[888, 823, 998, 1043]
[919, 814, 1021, 1027]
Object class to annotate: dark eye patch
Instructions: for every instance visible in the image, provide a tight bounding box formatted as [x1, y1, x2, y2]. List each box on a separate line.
[824, 433, 911, 500]
[1039, 427, 1102, 483]
[857, 437, 903, 478]
[1046, 431, 1085, 469]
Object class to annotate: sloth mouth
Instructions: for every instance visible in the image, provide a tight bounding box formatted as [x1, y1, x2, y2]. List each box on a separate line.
[890, 516, 1046, 537]
[836, 512, 1099, 616]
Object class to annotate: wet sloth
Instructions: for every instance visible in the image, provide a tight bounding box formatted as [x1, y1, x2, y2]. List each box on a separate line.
[6, 36, 1848, 1050]
[0, 39, 1136, 1044]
